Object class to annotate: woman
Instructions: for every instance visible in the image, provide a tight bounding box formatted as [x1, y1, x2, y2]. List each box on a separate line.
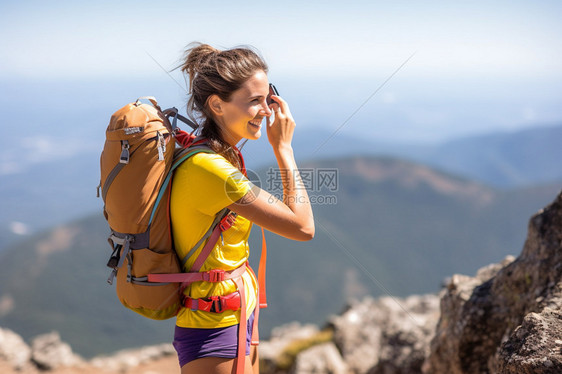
[171, 43, 314, 374]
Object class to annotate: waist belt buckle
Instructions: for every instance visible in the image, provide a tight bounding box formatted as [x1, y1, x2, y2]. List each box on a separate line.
[208, 269, 225, 282]
[210, 296, 221, 313]
[210, 292, 241, 313]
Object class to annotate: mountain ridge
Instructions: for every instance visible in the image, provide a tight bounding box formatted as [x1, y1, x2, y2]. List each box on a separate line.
[1, 124, 560, 251]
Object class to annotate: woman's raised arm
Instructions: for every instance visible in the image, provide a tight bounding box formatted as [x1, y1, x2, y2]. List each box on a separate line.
[228, 95, 315, 241]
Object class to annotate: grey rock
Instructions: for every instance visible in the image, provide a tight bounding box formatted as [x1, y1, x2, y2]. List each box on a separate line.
[332, 294, 440, 374]
[292, 342, 348, 374]
[31, 331, 83, 370]
[260, 322, 321, 373]
[90, 343, 175, 372]
[0, 327, 32, 370]
[425, 191, 562, 374]
[497, 307, 562, 373]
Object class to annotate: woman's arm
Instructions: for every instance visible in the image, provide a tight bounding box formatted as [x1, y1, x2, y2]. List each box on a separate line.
[228, 96, 315, 241]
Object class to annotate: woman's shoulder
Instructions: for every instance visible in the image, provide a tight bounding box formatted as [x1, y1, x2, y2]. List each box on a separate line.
[188, 151, 229, 166]
[177, 151, 244, 184]
[182, 151, 237, 174]
[172, 150, 250, 215]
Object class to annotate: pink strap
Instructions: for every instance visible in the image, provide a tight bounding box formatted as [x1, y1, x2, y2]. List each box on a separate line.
[147, 264, 246, 284]
[191, 223, 222, 272]
[258, 227, 268, 308]
[147, 272, 204, 283]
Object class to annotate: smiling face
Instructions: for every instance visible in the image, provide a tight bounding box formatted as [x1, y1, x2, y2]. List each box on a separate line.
[211, 70, 273, 146]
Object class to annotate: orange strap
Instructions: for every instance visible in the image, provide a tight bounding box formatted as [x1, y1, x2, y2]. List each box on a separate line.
[249, 226, 268, 345]
[258, 226, 268, 309]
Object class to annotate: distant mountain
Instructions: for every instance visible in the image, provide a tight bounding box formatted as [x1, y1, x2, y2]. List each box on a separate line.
[1, 124, 560, 252]
[0, 151, 100, 251]
[409, 124, 562, 187]
[0, 156, 558, 358]
[0, 213, 176, 358]
[243, 124, 562, 188]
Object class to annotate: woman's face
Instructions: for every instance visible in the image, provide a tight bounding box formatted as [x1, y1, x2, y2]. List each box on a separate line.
[215, 70, 272, 146]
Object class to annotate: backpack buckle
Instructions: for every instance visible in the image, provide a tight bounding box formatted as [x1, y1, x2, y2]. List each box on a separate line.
[184, 292, 241, 313]
[210, 296, 221, 313]
[212, 292, 241, 313]
[206, 269, 225, 282]
[219, 213, 237, 231]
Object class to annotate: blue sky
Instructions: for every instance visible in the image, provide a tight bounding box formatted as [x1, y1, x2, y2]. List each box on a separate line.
[1, 0, 562, 146]
[2, 1, 561, 79]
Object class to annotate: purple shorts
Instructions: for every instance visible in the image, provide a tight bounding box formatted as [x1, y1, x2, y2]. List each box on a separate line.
[173, 311, 255, 368]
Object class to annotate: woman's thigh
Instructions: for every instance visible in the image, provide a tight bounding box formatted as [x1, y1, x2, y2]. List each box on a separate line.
[181, 346, 258, 374]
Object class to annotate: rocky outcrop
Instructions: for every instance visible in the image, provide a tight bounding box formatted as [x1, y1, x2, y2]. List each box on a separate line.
[265, 192, 562, 374]
[261, 294, 440, 374]
[332, 294, 440, 374]
[31, 332, 84, 370]
[0, 328, 175, 373]
[498, 308, 562, 373]
[90, 343, 175, 372]
[0, 327, 32, 370]
[260, 322, 323, 372]
[293, 342, 348, 374]
[425, 190, 562, 374]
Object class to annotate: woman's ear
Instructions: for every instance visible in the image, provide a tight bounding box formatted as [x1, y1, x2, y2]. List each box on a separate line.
[208, 94, 223, 117]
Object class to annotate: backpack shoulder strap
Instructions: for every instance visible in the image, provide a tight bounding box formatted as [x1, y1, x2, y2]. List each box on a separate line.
[148, 144, 214, 227]
[187, 209, 232, 272]
[180, 208, 229, 269]
[157, 142, 229, 271]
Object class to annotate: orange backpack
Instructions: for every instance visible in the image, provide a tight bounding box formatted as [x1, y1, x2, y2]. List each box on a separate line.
[98, 97, 190, 319]
[98, 96, 267, 311]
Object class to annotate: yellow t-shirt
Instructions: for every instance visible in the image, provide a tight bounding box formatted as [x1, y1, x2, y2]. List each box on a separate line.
[170, 151, 257, 328]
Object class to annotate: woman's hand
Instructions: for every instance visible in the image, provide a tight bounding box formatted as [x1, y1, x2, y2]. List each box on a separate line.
[266, 96, 295, 152]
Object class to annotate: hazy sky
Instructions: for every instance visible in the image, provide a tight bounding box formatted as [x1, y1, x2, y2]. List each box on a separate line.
[0, 0, 561, 231]
[1, 0, 562, 144]
[2, 1, 561, 79]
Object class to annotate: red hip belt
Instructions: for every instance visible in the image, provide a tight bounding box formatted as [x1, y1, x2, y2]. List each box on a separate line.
[184, 291, 241, 313]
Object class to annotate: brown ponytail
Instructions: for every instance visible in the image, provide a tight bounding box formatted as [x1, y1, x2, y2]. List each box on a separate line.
[178, 42, 268, 168]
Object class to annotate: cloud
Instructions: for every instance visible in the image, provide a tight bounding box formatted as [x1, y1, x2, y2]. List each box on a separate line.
[0, 136, 99, 176]
[0, 162, 23, 176]
[0, 294, 15, 317]
[9, 221, 30, 236]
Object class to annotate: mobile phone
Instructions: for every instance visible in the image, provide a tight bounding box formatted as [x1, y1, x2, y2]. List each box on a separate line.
[267, 83, 279, 106]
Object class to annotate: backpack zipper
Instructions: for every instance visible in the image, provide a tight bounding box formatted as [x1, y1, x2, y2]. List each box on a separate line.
[157, 131, 165, 161]
[119, 140, 130, 164]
